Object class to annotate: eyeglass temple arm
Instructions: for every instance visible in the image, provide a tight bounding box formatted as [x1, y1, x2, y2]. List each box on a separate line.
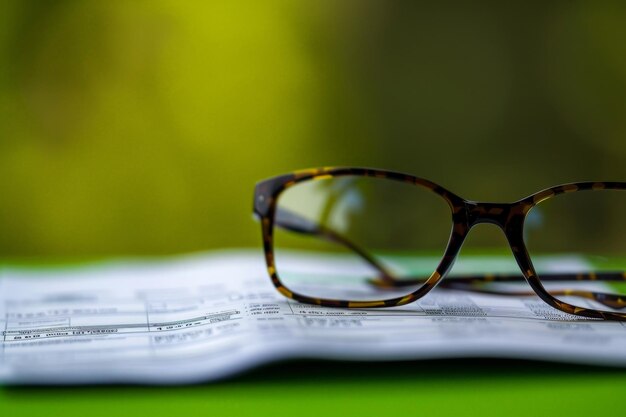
[369, 271, 626, 286]
[274, 209, 626, 310]
[274, 208, 396, 281]
[369, 272, 626, 311]
[437, 282, 626, 310]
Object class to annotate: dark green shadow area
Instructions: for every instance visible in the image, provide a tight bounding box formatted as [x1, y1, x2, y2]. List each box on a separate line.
[2, 358, 625, 417]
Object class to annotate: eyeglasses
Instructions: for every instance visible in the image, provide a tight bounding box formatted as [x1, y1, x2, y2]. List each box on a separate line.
[253, 167, 626, 321]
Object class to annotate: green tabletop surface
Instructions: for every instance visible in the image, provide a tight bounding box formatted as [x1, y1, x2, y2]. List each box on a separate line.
[1, 358, 625, 417]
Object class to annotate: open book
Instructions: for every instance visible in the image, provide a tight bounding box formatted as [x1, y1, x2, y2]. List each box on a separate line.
[1, 251, 625, 385]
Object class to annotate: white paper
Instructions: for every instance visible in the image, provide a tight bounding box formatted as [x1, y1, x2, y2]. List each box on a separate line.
[1, 251, 625, 385]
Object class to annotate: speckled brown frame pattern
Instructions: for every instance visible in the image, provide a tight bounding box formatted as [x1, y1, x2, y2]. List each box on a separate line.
[253, 167, 626, 321]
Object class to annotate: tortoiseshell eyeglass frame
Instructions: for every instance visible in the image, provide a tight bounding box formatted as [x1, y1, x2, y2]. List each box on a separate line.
[253, 167, 626, 321]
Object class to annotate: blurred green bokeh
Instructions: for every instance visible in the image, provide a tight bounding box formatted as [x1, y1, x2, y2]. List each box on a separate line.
[1, 1, 626, 257]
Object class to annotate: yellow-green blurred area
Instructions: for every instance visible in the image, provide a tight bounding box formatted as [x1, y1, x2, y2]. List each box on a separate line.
[2, 1, 626, 257]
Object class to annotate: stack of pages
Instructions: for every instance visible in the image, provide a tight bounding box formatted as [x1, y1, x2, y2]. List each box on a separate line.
[1, 251, 625, 384]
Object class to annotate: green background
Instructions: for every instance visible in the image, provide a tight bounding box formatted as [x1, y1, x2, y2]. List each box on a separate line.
[2, 1, 626, 256]
[2, 1, 626, 415]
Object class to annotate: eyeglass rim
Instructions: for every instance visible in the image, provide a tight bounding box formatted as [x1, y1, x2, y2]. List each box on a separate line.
[253, 166, 626, 321]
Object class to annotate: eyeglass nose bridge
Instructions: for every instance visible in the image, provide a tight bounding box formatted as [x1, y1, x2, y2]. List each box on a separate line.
[464, 201, 514, 229]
